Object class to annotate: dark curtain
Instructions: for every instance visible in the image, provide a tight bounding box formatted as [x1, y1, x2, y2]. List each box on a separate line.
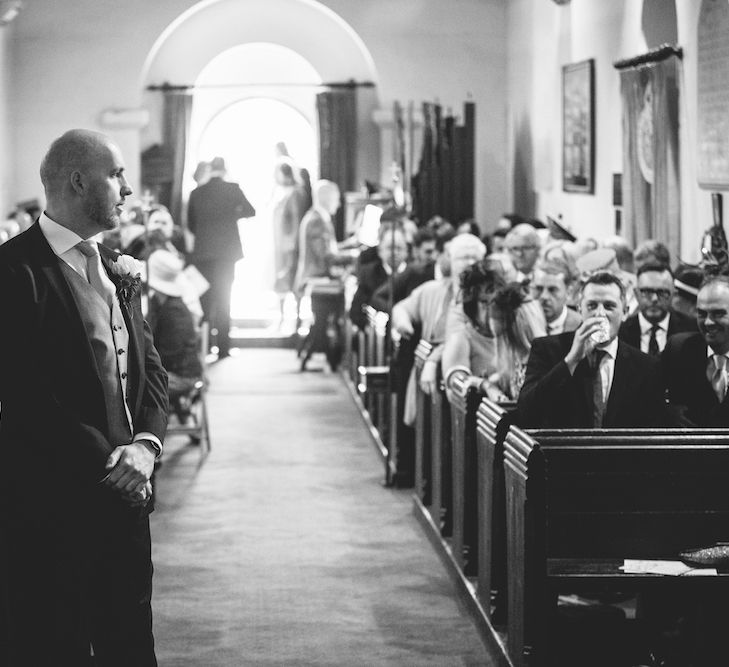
[619, 55, 681, 259]
[163, 90, 193, 226]
[411, 102, 475, 225]
[317, 88, 357, 239]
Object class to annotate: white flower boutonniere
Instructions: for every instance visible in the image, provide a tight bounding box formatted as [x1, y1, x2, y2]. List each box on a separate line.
[109, 254, 143, 308]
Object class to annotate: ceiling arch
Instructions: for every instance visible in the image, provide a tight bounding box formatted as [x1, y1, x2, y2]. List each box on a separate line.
[141, 0, 378, 89]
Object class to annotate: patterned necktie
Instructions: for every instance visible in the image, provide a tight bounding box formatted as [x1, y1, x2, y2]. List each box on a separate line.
[590, 348, 608, 427]
[708, 354, 728, 403]
[76, 240, 112, 306]
[648, 324, 660, 356]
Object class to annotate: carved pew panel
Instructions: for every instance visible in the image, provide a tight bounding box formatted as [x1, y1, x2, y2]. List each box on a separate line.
[504, 427, 729, 667]
[414, 340, 433, 504]
[474, 398, 515, 616]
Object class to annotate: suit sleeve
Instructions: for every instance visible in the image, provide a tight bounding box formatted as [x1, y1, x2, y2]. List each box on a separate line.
[349, 281, 369, 329]
[187, 190, 199, 235]
[136, 308, 169, 443]
[235, 185, 256, 219]
[517, 337, 573, 427]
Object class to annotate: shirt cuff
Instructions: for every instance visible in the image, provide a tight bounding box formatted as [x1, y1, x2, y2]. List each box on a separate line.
[134, 432, 163, 459]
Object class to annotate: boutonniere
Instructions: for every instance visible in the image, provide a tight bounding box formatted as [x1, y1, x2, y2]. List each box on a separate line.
[108, 254, 143, 308]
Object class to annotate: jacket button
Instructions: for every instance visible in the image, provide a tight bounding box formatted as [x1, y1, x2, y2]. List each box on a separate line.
[118, 349, 125, 355]
[121, 372, 127, 379]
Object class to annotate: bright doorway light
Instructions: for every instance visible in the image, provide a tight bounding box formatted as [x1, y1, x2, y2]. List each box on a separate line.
[190, 43, 321, 333]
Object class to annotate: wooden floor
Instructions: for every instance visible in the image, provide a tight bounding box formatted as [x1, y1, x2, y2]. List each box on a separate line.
[150, 348, 496, 666]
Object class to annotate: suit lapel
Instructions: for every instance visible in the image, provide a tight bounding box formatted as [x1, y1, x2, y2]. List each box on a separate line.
[28, 224, 102, 382]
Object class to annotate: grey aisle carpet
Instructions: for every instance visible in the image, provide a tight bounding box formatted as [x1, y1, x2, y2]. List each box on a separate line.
[152, 348, 493, 666]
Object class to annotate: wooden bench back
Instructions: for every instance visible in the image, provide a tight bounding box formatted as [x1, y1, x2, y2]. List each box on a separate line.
[517, 429, 729, 559]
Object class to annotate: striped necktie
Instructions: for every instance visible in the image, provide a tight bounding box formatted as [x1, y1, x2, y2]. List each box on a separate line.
[76, 240, 112, 306]
[708, 354, 728, 403]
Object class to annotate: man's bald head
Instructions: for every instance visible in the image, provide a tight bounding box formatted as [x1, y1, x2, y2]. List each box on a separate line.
[40, 128, 132, 238]
[40, 129, 114, 198]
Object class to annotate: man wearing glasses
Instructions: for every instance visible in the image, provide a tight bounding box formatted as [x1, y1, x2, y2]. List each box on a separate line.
[618, 262, 696, 355]
[504, 223, 541, 284]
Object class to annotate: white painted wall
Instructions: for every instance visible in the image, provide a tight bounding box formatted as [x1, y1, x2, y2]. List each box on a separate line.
[9, 0, 508, 228]
[0, 23, 13, 218]
[506, 0, 710, 263]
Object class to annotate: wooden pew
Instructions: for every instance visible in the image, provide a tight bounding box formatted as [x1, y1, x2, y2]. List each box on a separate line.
[474, 397, 515, 616]
[429, 366, 452, 536]
[503, 427, 729, 667]
[447, 378, 482, 575]
[413, 340, 433, 505]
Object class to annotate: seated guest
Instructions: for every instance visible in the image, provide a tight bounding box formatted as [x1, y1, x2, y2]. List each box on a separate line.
[504, 223, 541, 284]
[412, 227, 437, 265]
[349, 223, 408, 329]
[618, 262, 697, 355]
[518, 271, 666, 428]
[456, 219, 481, 236]
[444, 270, 545, 402]
[531, 260, 581, 335]
[146, 250, 204, 421]
[634, 238, 671, 271]
[392, 233, 486, 420]
[484, 227, 508, 255]
[369, 227, 451, 312]
[672, 263, 703, 319]
[663, 275, 729, 426]
[602, 234, 635, 273]
[126, 205, 184, 259]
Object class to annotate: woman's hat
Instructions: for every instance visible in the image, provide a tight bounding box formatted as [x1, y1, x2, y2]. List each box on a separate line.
[148, 249, 186, 297]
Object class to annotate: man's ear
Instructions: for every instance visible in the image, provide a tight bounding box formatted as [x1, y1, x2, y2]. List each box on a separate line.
[70, 170, 84, 196]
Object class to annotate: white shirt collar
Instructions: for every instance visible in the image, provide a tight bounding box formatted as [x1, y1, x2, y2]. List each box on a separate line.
[383, 261, 407, 276]
[707, 346, 729, 360]
[38, 212, 86, 256]
[638, 311, 669, 334]
[548, 307, 568, 333]
[597, 336, 619, 360]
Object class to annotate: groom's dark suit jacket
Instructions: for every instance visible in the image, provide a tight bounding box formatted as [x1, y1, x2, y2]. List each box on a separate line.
[0, 222, 168, 663]
[517, 332, 667, 428]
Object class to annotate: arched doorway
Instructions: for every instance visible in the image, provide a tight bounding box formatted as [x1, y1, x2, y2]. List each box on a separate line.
[197, 96, 317, 328]
[140, 0, 380, 342]
[189, 42, 322, 334]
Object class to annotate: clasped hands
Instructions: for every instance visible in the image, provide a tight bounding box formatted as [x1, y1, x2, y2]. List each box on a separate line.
[102, 441, 156, 507]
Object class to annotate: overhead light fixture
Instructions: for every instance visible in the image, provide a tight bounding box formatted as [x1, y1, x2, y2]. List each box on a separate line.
[0, 1, 22, 26]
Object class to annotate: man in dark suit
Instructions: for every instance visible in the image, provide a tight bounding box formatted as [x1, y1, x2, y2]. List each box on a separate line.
[0, 129, 169, 665]
[619, 262, 696, 354]
[349, 224, 408, 329]
[663, 275, 729, 426]
[518, 271, 665, 428]
[187, 156, 255, 358]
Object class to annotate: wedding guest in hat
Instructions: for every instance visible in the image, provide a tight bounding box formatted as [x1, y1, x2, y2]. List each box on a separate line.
[146, 249, 203, 419]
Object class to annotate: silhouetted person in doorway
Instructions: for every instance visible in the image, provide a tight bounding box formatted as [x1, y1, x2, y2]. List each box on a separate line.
[188, 156, 255, 358]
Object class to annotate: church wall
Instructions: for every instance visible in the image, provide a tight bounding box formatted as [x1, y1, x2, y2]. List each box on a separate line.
[0, 24, 14, 218]
[9, 0, 507, 228]
[506, 0, 708, 262]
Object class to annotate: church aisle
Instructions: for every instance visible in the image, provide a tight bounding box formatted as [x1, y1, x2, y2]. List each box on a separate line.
[151, 349, 492, 666]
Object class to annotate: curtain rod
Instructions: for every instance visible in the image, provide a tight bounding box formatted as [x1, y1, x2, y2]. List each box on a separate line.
[146, 80, 375, 92]
[613, 43, 682, 70]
